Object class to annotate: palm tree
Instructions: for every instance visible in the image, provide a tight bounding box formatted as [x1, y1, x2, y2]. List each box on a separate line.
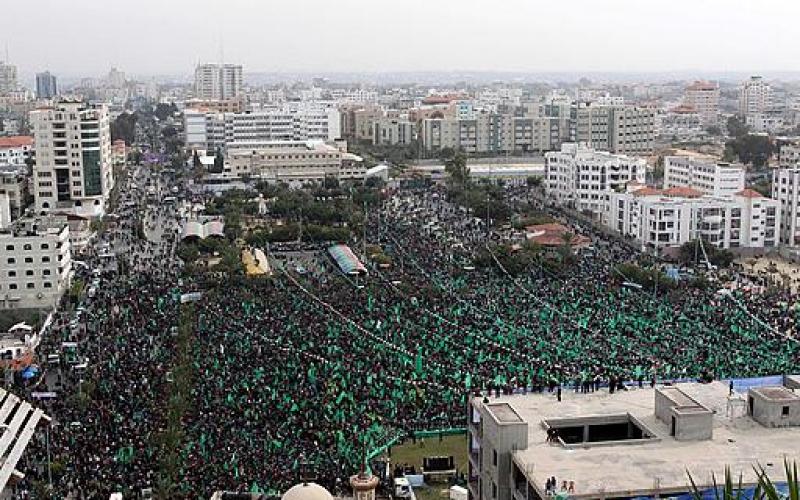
[687, 460, 798, 500]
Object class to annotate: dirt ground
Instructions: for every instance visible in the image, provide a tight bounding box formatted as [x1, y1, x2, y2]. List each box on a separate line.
[737, 256, 800, 292]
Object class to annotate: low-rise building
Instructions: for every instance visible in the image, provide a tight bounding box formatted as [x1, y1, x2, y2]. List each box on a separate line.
[0, 136, 33, 166]
[0, 169, 29, 220]
[664, 156, 745, 197]
[0, 216, 72, 310]
[224, 140, 364, 183]
[607, 186, 779, 252]
[469, 380, 800, 500]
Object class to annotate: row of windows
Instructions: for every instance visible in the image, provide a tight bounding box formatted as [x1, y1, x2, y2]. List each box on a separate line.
[0, 282, 54, 290]
[6, 255, 57, 264]
[7, 269, 53, 277]
[5, 243, 52, 251]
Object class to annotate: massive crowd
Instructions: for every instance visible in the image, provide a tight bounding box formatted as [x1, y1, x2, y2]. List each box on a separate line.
[8, 178, 800, 498]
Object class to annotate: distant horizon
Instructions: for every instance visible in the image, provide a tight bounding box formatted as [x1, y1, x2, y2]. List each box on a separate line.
[13, 68, 800, 88]
[4, 0, 800, 82]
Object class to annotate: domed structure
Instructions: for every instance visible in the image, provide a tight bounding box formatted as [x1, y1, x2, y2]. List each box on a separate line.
[281, 482, 334, 500]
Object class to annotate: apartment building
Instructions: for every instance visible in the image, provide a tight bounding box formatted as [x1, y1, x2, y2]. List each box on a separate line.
[29, 100, 114, 218]
[194, 63, 243, 100]
[224, 140, 365, 183]
[607, 186, 779, 252]
[575, 103, 656, 155]
[372, 118, 416, 146]
[663, 156, 745, 197]
[772, 168, 800, 246]
[184, 107, 341, 151]
[545, 143, 646, 218]
[683, 81, 719, 125]
[420, 114, 554, 154]
[0, 216, 72, 310]
[739, 76, 773, 117]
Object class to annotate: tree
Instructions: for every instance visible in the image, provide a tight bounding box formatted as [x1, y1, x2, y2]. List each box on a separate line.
[444, 151, 470, 186]
[687, 460, 799, 500]
[211, 148, 225, 174]
[526, 176, 542, 188]
[678, 240, 734, 268]
[110, 112, 137, 145]
[725, 134, 774, 167]
[727, 116, 749, 138]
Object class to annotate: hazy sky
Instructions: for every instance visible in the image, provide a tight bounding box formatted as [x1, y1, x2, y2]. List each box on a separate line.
[3, 0, 799, 77]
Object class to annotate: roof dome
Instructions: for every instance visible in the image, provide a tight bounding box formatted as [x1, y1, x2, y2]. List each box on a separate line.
[282, 483, 333, 500]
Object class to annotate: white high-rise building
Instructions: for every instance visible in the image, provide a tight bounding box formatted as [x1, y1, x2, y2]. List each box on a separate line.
[683, 81, 719, 125]
[739, 76, 773, 117]
[194, 63, 243, 100]
[0, 215, 72, 310]
[608, 186, 779, 252]
[772, 168, 800, 246]
[30, 100, 114, 218]
[663, 156, 745, 197]
[545, 143, 647, 219]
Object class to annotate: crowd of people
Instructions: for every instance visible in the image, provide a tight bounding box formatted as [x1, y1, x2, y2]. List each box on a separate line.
[7, 178, 800, 498]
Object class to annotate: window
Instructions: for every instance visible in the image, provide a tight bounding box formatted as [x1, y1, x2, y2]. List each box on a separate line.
[43, 282, 52, 289]
[8, 284, 17, 290]
[25, 270, 33, 276]
[4, 244, 12, 251]
[7, 271, 15, 277]
[23, 243, 32, 251]
[6, 258, 14, 264]
[43, 269, 51, 276]
[783, 406, 790, 417]
[42, 256, 50, 263]
[492, 450, 498, 466]
[24, 257, 33, 264]
[41, 243, 49, 250]
[492, 482, 497, 499]
[26, 283, 35, 289]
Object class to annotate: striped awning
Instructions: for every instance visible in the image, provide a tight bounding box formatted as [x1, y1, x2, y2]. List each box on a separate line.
[327, 244, 367, 276]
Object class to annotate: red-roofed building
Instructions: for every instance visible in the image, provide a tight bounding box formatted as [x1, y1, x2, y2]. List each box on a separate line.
[525, 223, 591, 250]
[0, 136, 33, 166]
[608, 184, 780, 252]
[734, 188, 764, 199]
[662, 187, 704, 198]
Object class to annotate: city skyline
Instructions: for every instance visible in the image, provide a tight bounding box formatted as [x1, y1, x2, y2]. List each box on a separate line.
[3, 0, 800, 77]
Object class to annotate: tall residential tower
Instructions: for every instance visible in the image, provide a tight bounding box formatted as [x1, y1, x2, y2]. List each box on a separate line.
[30, 100, 114, 218]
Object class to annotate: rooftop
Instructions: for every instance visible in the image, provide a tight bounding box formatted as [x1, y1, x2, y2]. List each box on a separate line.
[0, 136, 32, 148]
[477, 381, 800, 498]
[485, 402, 524, 424]
[735, 189, 765, 199]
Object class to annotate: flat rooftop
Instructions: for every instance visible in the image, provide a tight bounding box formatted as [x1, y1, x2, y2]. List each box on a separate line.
[480, 381, 800, 498]
[485, 402, 524, 423]
[752, 386, 800, 401]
